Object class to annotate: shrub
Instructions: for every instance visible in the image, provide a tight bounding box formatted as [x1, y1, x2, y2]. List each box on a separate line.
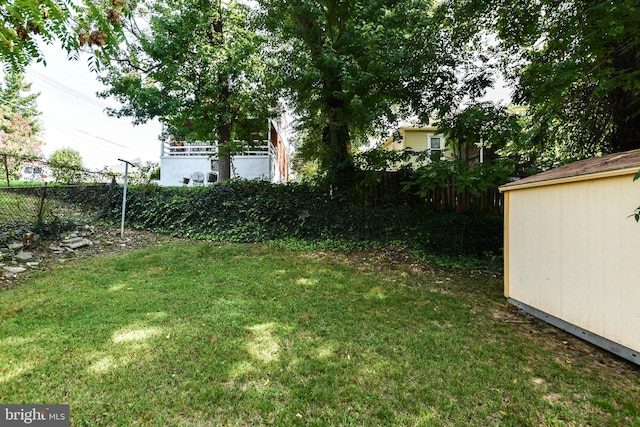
[104, 180, 503, 260]
[49, 148, 83, 183]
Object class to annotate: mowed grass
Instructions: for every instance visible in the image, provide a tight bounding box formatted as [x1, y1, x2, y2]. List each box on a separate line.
[1, 242, 639, 426]
[0, 189, 96, 225]
[0, 192, 40, 222]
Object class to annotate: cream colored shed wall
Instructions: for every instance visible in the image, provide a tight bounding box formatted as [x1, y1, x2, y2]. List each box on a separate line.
[505, 174, 640, 352]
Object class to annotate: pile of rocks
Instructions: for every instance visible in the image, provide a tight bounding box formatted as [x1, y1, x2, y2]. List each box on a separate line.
[1, 226, 98, 280]
[1, 241, 40, 279]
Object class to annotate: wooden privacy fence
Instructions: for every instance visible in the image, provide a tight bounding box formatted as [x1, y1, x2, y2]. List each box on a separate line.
[424, 181, 504, 213]
[351, 172, 504, 213]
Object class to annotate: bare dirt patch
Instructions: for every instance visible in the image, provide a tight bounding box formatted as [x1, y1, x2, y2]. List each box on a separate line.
[0, 225, 185, 290]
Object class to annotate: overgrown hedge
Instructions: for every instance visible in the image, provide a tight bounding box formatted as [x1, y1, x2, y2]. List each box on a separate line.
[103, 180, 503, 257]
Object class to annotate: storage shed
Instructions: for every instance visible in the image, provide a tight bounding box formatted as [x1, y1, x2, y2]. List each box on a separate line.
[500, 149, 640, 365]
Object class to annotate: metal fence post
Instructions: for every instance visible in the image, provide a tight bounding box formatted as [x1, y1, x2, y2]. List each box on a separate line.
[36, 182, 48, 226]
[118, 159, 135, 238]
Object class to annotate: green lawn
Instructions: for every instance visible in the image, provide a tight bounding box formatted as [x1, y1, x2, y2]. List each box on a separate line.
[0, 188, 96, 228]
[0, 191, 40, 223]
[1, 242, 638, 426]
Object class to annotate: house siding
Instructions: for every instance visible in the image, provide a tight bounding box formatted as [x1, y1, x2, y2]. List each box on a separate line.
[379, 127, 451, 169]
[403, 130, 429, 152]
[159, 118, 289, 186]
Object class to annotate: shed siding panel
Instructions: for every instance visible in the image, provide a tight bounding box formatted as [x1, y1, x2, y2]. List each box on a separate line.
[599, 178, 624, 342]
[614, 175, 640, 350]
[507, 173, 640, 352]
[560, 182, 590, 331]
[508, 187, 563, 315]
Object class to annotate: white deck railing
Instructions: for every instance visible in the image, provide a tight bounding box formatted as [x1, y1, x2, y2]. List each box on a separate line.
[162, 140, 276, 157]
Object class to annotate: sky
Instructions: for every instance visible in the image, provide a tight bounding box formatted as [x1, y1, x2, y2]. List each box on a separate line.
[25, 44, 163, 170]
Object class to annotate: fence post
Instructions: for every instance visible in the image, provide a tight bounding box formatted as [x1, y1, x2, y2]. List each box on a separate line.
[118, 158, 135, 238]
[2, 154, 10, 188]
[36, 182, 48, 226]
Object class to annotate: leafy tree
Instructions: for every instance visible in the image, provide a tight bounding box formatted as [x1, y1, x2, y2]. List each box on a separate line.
[256, 0, 465, 186]
[442, 0, 640, 161]
[0, 70, 43, 185]
[0, 108, 43, 185]
[49, 147, 83, 183]
[0, 0, 130, 70]
[437, 102, 520, 158]
[0, 70, 41, 132]
[99, 0, 277, 181]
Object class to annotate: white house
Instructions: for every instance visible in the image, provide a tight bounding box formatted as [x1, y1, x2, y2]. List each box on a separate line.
[159, 118, 290, 186]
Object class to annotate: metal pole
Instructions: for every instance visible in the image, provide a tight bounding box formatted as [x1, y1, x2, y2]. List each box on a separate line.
[118, 158, 134, 238]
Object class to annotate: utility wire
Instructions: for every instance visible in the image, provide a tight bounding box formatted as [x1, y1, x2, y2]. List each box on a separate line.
[42, 117, 129, 149]
[29, 69, 113, 111]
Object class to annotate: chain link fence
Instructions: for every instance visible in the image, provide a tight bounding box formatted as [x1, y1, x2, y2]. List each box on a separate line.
[0, 183, 117, 243]
[0, 153, 160, 243]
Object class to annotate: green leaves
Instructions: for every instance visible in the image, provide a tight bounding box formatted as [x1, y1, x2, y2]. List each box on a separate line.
[49, 148, 83, 183]
[257, 0, 458, 182]
[443, 0, 640, 161]
[0, 0, 128, 70]
[409, 158, 513, 198]
[101, 0, 277, 182]
[106, 180, 503, 257]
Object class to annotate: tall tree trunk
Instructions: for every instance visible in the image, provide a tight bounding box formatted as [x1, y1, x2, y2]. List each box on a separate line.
[322, 88, 354, 187]
[608, 49, 640, 152]
[322, 119, 354, 187]
[217, 122, 232, 181]
[610, 90, 640, 152]
[591, 0, 640, 153]
[2, 155, 10, 188]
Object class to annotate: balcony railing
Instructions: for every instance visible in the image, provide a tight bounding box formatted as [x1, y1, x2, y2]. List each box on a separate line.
[162, 140, 276, 158]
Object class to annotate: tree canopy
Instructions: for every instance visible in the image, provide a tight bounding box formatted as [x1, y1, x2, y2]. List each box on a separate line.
[442, 0, 640, 165]
[100, 0, 277, 180]
[49, 147, 83, 183]
[0, 70, 41, 133]
[0, 70, 42, 184]
[256, 0, 468, 185]
[0, 0, 129, 70]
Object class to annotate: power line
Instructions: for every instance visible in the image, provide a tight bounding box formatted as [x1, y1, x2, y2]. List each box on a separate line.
[29, 69, 112, 111]
[41, 116, 129, 149]
[28, 72, 158, 152]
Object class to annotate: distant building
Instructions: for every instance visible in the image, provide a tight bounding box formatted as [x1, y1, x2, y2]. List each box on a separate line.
[379, 124, 496, 170]
[379, 125, 449, 170]
[159, 118, 289, 186]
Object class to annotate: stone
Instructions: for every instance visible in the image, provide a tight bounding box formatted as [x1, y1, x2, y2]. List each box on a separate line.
[7, 242, 23, 251]
[62, 238, 93, 249]
[15, 252, 34, 262]
[26, 262, 40, 267]
[3, 266, 26, 274]
[62, 237, 86, 244]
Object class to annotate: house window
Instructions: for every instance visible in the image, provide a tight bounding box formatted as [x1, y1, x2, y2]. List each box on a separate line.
[429, 135, 444, 152]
